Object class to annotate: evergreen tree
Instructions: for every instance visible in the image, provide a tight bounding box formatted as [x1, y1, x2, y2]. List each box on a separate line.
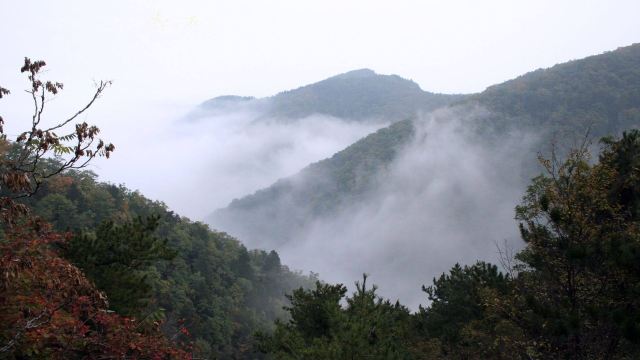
[257, 276, 414, 359]
[503, 130, 640, 358]
[416, 262, 510, 357]
[63, 216, 176, 317]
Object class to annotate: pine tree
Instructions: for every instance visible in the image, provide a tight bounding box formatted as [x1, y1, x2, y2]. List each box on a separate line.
[63, 216, 176, 317]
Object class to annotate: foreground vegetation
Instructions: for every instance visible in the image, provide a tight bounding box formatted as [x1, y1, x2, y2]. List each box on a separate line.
[257, 131, 640, 359]
[0, 59, 314, 358]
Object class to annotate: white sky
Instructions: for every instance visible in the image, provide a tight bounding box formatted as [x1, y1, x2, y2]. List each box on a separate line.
[1, 0, 639, 218]
[2, 0, 639, 103]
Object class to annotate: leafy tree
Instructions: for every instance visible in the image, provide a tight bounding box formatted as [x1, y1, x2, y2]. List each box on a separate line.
[285, 281, 346, 342]
[0, 219, 189, 359]
[10, 157, 317, 358]
[0, 58, 113, 226]
[0, 59, 191, 358]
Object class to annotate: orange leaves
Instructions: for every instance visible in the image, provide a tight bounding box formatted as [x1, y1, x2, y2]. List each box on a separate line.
[2, 171, 31, 193]
[0, 221, 190, 358]
[0, 58, 115, 221]
[46, 176, 73, 193]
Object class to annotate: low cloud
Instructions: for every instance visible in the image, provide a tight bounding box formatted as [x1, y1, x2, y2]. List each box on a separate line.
[275, 106, 542, 308]
[95, 100, 387, 219]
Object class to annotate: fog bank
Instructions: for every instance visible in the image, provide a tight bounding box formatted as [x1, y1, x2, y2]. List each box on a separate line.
[94, 102, 386, 219]
[276, 108, 541, 308]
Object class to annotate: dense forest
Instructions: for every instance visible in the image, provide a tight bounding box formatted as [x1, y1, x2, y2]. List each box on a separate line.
[476, 43, 640, 136]
[0, 59, 315, 359]
[15, 163, 316, 357]
[263, 69, 465, 121]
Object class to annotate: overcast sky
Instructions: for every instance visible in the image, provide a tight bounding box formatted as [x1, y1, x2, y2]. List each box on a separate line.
[2, 0, 639, 103]
[1, 0, 639, 217]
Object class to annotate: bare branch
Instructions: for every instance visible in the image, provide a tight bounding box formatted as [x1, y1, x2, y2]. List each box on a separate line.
[44, 80, 110, 133]
[495, 239, 518, 278]
[0, 58, 114, 222]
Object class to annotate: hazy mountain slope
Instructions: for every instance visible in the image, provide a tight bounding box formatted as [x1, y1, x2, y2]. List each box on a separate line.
[207, 44, 640, 252]
[198, 95, 259, 114]
[475, 43, 640, 136]
[264, 69, 465, 121]
[211, 119, 415, 246]
[198, 69, 465, 122]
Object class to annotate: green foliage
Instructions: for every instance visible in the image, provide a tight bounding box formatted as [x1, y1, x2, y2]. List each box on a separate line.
[257, 276, 414, 359]
[418, 262, 509, 347]
[488, 130, 640, 358]
[600, 130, 640, 219]
[258, 131, 640, 359]
[63, 216, 176, 317]
[0, 220, 190, 359]
[477, 44, 640, 137]
[286, 281, 346, 340]
[17, 164, 316, 359]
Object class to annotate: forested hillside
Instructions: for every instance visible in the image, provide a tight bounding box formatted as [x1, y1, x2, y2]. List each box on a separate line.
[3, 1, 639, 358]
[264, 69, 465, 121]
[3, 43, 640, 359]
[208, 43, 640, 250]
[198, 69, 465, 122]
[0, 59, 317, 359]
[13, 166, 316, 358]
[211, 119, 415, 247]
[475, 42, 640, 136]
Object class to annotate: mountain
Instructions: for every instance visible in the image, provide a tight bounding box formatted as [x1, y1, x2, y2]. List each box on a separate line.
[475, 43, 640, 136]
[197, 68, 466, 122]
[207, 43, 640, 250]
[195, 95, 263, 117]
[18, 165, 316, 358]
[210, 119, 415, 246]
[263, 69, 465, 121]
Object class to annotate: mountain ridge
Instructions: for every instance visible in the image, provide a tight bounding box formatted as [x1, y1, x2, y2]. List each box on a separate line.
[207, 43, 640, 249]
[198, 68, 467, 122]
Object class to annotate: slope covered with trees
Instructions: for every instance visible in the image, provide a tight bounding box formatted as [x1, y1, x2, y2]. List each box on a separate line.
[263, 69, 465, 121]
[475, 42, 640, 136]
[208, 43, 640, 249]
[199, 69, 465, 122]
[210, 118, 415, 247]
[0, 58, 315, 359]
[13, 166, 317, 358]
[0, 59, 190, 358]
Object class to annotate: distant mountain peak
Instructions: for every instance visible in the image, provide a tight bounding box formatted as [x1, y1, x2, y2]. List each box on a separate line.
[201, 95, 255, 106]
[197, 68, 465, 122]
[332, 68, 377, 79]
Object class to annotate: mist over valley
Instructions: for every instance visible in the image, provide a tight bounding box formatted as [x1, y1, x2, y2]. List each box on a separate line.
[3, 2, 640, 357]
[207, 44, 640, 307]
